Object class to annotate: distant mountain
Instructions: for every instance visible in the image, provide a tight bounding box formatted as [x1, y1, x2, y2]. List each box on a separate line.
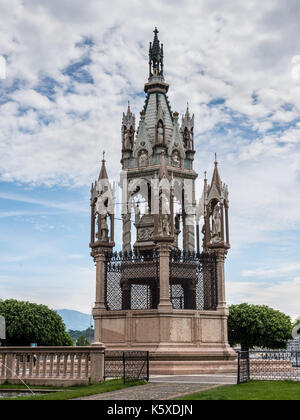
[55, 309, 93, 332]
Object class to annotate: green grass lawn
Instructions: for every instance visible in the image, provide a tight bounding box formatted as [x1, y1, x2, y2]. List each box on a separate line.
[178, 381, 300, 401]
[0, 379, 146, 400]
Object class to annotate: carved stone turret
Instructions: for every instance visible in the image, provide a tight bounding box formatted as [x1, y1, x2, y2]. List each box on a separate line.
[90, 153, 115, 250]
[180, 104, 195, 159]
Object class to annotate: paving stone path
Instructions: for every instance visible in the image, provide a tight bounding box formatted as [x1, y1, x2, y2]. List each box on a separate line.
[77, 382, 224, 401]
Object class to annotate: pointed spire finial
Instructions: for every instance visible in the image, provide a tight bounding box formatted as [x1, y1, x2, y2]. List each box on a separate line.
[210, 154, 222, 194]
[99, 151, 108, 181]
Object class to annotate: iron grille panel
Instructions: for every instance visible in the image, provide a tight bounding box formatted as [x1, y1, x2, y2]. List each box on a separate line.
[105, 251, 159, 311]
[238, 351, 300, 383]
[169, 251, 218, 311]
[105, 250, 217, 311]
[104, 351, 149, 383]
[238, 351, 250, 384]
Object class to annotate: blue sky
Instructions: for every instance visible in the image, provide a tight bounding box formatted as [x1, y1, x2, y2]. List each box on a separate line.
[0, 0, 300, 317]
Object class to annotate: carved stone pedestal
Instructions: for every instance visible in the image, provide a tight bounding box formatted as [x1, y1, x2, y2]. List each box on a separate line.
[94, 308, 237, 375]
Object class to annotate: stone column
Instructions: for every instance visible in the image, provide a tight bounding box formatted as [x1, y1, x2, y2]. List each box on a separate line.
[91, 243, 114, 345]
[208, 244, 229, 311]
[90, 345, 105, 383]
[122, 213, 131, 253]
[156, 240, 173, 311]
[94, 253, 106, 311]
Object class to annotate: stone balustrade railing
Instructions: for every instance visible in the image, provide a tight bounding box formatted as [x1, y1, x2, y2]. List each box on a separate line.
[0, 346, 105, 386]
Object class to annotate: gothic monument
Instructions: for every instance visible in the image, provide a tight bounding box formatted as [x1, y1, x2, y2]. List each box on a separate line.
[90, 28, 236, 374]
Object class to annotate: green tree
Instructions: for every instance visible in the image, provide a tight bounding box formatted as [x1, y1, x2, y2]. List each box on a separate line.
[76, 335, 89, 346]
[0, 299, 73, 346]
[228, 303, 292, 351]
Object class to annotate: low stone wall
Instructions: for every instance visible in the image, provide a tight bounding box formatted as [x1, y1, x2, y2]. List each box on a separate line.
[0, 346, 105, 387]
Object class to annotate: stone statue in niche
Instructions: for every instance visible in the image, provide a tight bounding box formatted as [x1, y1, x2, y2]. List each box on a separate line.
[159, 214, 171, 237]
[172, 151, 181, 168]
[183, 128, 192, 150]
[211, 204, 222, 243]
[123, 126, 134, 150]
[157, 121, 164, 145]
[100, 214, 109, 242]
[139, 150, 149, 167]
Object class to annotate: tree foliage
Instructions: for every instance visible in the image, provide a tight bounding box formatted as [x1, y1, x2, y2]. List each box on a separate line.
[228, 303, 292, 351]
[76, 335, 90, 346]
[0, 299, 73, 346]
[69, 327, 94, 343]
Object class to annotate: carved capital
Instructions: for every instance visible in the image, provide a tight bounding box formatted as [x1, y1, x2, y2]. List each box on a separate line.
[90, 242, 115, 261]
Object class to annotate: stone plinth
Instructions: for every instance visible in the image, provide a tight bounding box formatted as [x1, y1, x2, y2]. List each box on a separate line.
[93, 308, 237, 375]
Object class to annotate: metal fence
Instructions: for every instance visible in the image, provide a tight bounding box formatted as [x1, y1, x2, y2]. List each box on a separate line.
[105, 251, 159, 311]
[237, 351, 250, 384]
[105, 250, 218, 311]
[104, 351, 149, 383]
[238, 351, 300, 384]
[169, 251, 218, 310]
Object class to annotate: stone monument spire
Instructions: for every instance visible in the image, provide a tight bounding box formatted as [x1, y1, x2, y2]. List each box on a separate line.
[90, 29, 236, 374]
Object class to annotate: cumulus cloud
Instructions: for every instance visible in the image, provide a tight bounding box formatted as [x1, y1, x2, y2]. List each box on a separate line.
[0, 56, 6, 80]
[228, 277, 300, 319]
[291, 55, 300, 80]
[1, 0, 300, 314]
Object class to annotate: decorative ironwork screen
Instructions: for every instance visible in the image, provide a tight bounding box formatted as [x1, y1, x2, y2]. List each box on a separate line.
[169, 251, 218, 311]
[237, 351, 250, 384]
[238, 351, 300, 384]
[104, 351, 149, 383]
[105, 251, 159, 311]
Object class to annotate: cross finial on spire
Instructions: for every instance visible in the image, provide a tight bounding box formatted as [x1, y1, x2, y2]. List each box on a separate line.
[102, 151, 106, 162]
[148, 27, 164, 79]
[214, 153, 218, 165]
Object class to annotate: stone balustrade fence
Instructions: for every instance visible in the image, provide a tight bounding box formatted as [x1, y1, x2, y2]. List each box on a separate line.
[0, 346, 105, 387]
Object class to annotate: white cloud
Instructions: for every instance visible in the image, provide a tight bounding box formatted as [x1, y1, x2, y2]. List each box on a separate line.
[228, 277, 300, 319]
[242, 264, 300, 278]
[0, 0, 300, 315]
[0, 56, 6, 79]
[291, 55, 300, 80]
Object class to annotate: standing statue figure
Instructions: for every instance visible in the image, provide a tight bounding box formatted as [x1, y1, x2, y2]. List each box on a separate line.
[157, 122, 164, 145]
[159, 214, 170, 237]
[123, 126, 133, 150]
[139, 150, 148, 167]
[172, 151, 181, 168]
[211, 204, 222, 243]
[100, 214, 109, 241]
